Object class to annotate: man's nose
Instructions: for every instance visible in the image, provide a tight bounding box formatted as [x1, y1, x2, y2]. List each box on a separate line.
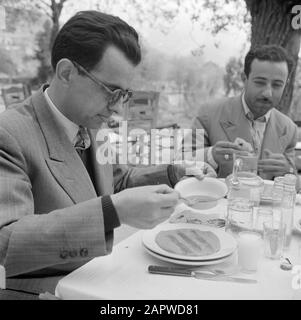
[261, 84, 272, 98]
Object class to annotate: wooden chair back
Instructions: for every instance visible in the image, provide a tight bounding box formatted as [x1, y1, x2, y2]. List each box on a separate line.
[123, 90, 160, 133]
[1, 83, 31, 108]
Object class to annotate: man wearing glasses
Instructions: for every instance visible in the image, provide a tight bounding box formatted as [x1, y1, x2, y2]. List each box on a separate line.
[0, 11, 215, 277]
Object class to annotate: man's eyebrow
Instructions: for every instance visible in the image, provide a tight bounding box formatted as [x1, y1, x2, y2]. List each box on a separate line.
[89, 69, 124, 90]
[252, 76, 267, 81]
[252, 76, 284, 83]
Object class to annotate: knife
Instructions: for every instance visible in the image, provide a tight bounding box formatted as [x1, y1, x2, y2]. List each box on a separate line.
[148, 265, 257, 284]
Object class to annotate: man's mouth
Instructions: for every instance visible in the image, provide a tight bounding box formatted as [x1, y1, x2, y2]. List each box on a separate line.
[257, 99, 272, 105]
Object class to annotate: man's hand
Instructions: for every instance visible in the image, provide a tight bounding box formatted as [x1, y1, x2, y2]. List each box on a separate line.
[212, 141, 249, 165]
[111, 184, 179, 229]
[258, 149, 292, 177]
[182, 161, 217, 179]
[172, 161, 217, 183]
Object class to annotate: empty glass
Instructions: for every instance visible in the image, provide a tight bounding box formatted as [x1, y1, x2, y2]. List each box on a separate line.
[263, 221, 285, 259]
[255, 208, 273, 232]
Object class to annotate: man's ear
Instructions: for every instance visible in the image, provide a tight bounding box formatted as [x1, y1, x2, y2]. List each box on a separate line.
[55, 59, 75, 85]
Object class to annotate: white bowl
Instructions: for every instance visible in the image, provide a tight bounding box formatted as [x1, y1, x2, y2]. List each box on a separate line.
[174, 177, 228, 210]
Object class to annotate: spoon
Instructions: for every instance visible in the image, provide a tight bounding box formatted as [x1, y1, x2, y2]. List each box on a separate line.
[179, 196, 218, 206]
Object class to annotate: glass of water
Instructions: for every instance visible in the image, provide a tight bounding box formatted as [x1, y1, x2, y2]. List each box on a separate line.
[226, 198, 254, 236]
[233, 152, 258, 174]
[263, 221, 285, 259]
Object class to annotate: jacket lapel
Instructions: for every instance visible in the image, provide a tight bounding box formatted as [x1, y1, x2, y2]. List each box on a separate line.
[32, 86, 97, 204]
[88, 129, 114, 196]
[219, 96, 253, 144]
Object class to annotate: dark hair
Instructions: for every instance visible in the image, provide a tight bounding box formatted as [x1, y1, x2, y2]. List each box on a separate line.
[244, 45, 293, 78]
[51, 10, 141, 71]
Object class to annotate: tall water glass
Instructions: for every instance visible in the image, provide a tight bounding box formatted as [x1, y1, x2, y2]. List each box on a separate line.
[226, 198, 254, 236]
[272, 176, 284, 223]
[263, 221, 285, 259]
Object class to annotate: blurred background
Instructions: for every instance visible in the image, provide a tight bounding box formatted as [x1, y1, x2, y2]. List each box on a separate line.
[0, 0, 301, 129]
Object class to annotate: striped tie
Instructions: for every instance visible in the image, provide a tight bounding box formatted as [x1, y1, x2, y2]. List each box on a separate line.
[74, 126, 94, 185]
[74, 126, 91, 151]
[245, 112, 266, 155]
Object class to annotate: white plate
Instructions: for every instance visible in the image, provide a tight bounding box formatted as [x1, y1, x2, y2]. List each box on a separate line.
[144, 245, 234, 266]
[143, 243, 233, 262]
[142, 223, 237, 261]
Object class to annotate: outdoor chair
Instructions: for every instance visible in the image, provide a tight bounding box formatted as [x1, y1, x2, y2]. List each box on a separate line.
[123, 90, 160, 133]
[122, 90, 179, 166]
[1, 83, 31, 109]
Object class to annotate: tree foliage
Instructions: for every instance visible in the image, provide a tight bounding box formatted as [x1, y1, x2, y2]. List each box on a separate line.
[290, 58, 301, 120]
[0, 47, 16, 76]
[245, 0, 301, 114]
[224, 57, 244, 97]
[201, 0, 301, 115]
[2, 0, 300, 116]
[33, 20, 53, 86]
[1, 0, 71, 84]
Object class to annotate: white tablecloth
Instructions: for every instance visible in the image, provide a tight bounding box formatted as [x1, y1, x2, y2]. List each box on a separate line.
[55, 197, 301, 300]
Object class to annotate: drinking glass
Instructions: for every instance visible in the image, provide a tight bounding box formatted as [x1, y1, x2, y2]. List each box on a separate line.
[226, 198, 254, 236]
[238, 231, 262, 273]
[263, 221, 285, 259]
[255, 208, 273, 232]
[233, 152, 258, 174]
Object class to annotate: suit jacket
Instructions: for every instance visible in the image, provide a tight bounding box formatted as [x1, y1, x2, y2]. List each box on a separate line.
[188, 95, 298, 178]
[0, 86, 172, 277]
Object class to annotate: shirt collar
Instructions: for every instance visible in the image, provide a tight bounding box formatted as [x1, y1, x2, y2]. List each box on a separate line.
[44, 88, 79, 146]
[241, 92, 271, 123]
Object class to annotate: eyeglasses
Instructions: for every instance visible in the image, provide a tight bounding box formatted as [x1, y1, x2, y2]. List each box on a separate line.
[72, 61, 132, 107]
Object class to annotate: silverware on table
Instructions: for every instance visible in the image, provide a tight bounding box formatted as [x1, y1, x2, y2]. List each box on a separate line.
[190, 218, 226, 228]
[179, 196, 211, 205]
[148, 265, 257, 284]
[280, 257, 293, 271]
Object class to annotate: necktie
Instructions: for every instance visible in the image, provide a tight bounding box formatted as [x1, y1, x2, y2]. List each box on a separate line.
[74, 126, 95, 187]
[74, 126, 91, 152]
[246, 112, 266, 155]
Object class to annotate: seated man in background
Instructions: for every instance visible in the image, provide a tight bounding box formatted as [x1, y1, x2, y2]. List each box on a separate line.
[0, 11, 215, 278]
[184, 45, 298, 180]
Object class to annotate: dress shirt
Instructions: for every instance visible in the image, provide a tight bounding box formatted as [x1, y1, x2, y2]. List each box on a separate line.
[241, 92, 271, 155]
[206, 93, 271, 169]
[44, 88, 79, 146]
